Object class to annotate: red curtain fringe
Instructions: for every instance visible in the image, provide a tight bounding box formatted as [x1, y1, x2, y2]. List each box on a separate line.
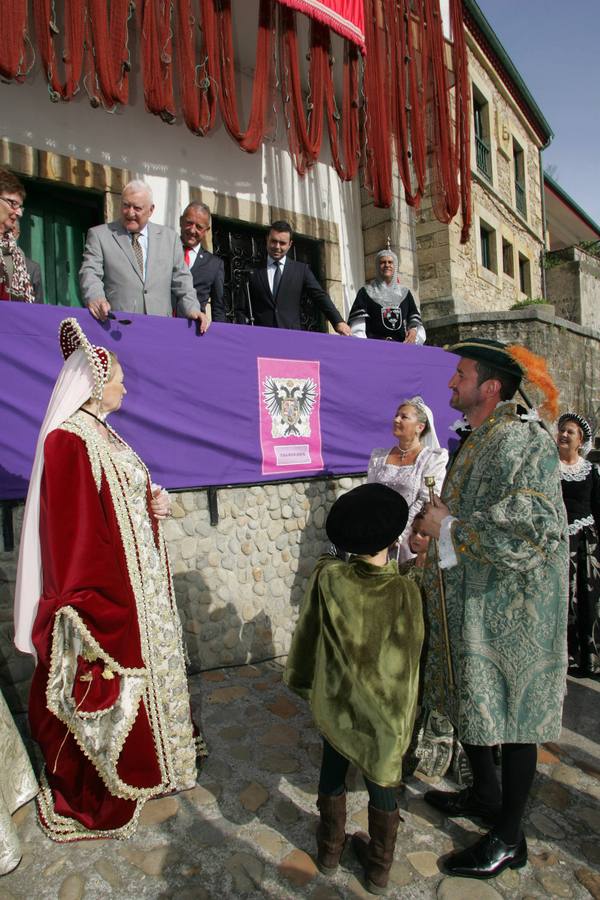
[3, 0, 470, 238]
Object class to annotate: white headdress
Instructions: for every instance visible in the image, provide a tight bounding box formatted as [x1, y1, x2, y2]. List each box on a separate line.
[14, 319, 112, 655]
[400, 395, 441, 450]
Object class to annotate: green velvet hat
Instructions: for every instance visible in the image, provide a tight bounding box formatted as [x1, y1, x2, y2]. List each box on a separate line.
[447, 338, 524, 381]
[326, 484, 409, 555]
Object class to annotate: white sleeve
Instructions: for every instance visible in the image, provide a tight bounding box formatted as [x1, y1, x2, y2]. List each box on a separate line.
[416, 323, 426, 345]
[439, 515, 459, 569]
[351, 317, 367, 338]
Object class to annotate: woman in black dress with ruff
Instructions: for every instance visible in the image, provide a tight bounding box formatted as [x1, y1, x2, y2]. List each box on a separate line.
[557, 412, 600, 677]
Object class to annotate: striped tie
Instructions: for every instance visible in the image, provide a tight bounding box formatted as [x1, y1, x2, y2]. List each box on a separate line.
[131, 232, 144, 278]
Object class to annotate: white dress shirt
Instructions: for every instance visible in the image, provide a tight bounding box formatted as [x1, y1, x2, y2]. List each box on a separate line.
[132, 225, 149, 277]
[267, 254, 287, 292]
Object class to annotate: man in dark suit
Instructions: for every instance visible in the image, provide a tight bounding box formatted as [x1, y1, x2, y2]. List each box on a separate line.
[247, 221, 351, 334]
[180, 202, 226, 322]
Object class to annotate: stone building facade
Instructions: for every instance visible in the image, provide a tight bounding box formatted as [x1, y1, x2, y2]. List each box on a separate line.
[416, 2, 552, 321]
[427, 306, 600, 420]
[546, 247, 600, 334]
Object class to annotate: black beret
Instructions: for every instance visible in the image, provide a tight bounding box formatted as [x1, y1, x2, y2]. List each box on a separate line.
[326, 483, 409, 556]
[448, 338, 523, 381]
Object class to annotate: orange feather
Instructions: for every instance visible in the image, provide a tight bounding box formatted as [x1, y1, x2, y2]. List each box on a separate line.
[506, 345, 559, 420]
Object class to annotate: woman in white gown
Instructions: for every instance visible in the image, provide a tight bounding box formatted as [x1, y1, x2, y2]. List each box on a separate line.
[367, 396, 448, 562]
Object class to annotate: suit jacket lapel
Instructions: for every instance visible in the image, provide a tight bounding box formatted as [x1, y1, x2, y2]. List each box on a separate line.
[259, 266, 275, 309]
[145, 224, 163, 287]
[112, 226, 144, 283]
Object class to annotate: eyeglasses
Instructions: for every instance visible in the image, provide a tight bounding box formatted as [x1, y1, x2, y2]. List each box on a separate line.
[0, 197, 24, 212]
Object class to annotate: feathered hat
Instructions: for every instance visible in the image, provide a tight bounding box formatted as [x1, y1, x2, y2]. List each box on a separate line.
[447, 337, 559, 420]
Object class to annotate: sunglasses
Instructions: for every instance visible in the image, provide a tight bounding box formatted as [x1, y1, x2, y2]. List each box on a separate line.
[107, 312, 132, 325]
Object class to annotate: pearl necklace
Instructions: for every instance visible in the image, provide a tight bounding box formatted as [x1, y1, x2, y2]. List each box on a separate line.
[396, 442, 421, 461]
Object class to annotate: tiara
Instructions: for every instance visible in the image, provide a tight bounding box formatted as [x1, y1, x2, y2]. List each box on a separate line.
[59, 318, 112, 401]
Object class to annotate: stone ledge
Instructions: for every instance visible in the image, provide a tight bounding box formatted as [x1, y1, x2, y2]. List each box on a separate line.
[426, 307, 600, 341]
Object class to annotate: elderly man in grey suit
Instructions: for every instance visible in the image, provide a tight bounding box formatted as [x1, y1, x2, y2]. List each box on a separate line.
[79, 180, 209, 332]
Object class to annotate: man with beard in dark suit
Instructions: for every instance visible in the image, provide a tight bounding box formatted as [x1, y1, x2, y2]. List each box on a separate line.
[247, 221, 351, 334]
[180, 202, 226, 322]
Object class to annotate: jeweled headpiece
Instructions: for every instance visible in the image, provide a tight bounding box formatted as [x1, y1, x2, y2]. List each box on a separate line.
[59, 318, 111, 401]
[375, 237, 398, 270]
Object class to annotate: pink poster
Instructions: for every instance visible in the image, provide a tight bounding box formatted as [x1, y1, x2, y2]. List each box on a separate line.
[258, 357, 324, 475]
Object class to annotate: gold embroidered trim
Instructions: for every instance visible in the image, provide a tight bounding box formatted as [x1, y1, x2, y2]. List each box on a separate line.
[37, 770, 145, 842]
[46, 608, 161, 800]
[50, 413, 197, 800]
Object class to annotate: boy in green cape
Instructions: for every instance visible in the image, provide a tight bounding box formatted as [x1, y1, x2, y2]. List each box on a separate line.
[285, 483, 424, 894]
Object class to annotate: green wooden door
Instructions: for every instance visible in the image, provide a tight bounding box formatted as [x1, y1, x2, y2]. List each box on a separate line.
[18, 180, 104, 306]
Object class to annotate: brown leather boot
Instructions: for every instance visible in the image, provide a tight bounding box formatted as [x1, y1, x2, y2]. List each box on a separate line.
[351, 804, 400, 894]
[316, 792, 347, 874]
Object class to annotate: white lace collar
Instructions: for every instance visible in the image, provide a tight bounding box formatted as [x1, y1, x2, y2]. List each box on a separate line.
[560, 457, 592, 481]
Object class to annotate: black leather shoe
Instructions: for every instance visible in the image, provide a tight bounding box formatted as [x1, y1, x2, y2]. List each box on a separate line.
[444, 830, 527, 879]
[424, 787, 501, 824]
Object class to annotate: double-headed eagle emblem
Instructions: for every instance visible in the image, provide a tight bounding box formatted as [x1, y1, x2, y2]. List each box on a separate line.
[263, 377, 317, 437]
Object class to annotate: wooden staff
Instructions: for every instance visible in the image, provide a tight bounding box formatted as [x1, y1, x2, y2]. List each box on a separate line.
[425, 475, 455, 691]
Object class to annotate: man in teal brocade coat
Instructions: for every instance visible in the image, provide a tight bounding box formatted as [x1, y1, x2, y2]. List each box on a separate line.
[420, 338, 568, 881]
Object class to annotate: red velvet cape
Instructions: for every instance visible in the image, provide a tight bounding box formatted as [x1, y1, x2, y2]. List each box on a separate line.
[29, 429, 162, 832]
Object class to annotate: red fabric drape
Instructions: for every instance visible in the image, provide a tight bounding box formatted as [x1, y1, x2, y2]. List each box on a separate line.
[32, 0, 86, 100]
[202, 0, 275, 153]
[361, 0, 470, 238]
[141, 0, 176, 122]
[276, 0, 365, 49]
[3, 0, 471, 237]
[87, 0, 131, 108]
[175, 0, 216, 135]
[0, 0, 29, 79]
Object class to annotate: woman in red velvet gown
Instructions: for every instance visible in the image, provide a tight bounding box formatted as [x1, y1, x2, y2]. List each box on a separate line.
[14, 318, 201, 841]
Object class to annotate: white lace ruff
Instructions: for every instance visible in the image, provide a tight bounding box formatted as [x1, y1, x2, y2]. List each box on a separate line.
[560, 458, 592, 482]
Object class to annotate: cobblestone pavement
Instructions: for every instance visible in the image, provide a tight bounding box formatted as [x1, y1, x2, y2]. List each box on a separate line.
[2, 663, 600, 900]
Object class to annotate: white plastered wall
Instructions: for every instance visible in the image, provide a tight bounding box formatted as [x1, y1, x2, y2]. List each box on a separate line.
[0, 44, 364, 315]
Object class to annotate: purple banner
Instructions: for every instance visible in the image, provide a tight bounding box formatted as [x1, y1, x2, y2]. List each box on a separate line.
[0, 304, 458, 499]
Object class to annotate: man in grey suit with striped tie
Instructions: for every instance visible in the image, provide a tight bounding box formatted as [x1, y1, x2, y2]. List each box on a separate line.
[79, 180, 209, 332]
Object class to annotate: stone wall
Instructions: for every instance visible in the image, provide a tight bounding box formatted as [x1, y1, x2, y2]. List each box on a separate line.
[417, 37, 545, 321]
[546, 247, 600, 333]
[426, 306, 600, 417]
[360, 167, 419, 298]
[0, 475, 364, 714]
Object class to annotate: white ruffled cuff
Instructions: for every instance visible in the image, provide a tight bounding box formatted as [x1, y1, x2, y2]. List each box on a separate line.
[438, 515, 459, 569]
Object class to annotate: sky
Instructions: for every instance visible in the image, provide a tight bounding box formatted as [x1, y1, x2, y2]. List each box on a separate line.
[475, 0, 600, 224]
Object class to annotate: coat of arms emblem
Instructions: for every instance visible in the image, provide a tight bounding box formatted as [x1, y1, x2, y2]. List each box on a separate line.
[263, 376, 318, 437]
[381, 305, 403, 331]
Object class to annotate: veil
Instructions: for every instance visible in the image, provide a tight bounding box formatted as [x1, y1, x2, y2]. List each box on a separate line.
[402, 395, 441, 450]
[14, 350, 95, 655]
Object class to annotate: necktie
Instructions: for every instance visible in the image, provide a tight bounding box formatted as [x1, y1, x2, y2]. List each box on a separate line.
[184, 247, 191, 267]
[131, 232, 144, 278]
[272, 260, 282, 298]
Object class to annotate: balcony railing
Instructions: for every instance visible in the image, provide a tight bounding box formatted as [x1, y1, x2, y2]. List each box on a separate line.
[515, 180, 527, 217]
[475, 135, 492, 181]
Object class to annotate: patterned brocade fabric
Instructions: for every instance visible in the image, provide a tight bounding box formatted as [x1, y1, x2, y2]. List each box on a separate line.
[422, 402, 569, 746]
[0, 691, 38, 874]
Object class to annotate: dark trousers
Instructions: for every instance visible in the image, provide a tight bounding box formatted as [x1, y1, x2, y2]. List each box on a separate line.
[464, 742, 537, 843]
[318, 738, 397, 812]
